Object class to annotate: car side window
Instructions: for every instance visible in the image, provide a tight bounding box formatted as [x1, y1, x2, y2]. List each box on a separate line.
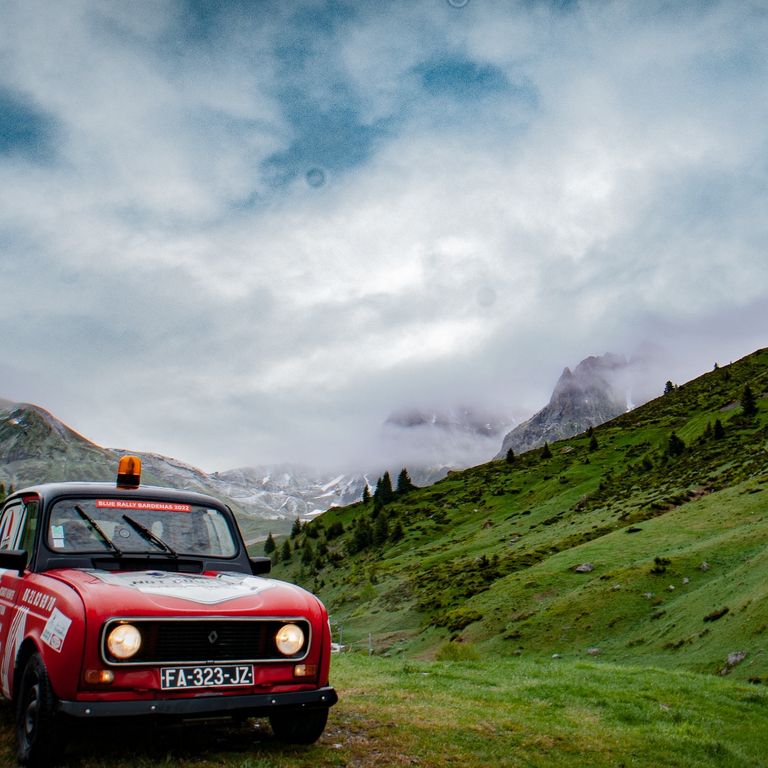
[0, 501, 24, 550]
[19, 501, 39, 554]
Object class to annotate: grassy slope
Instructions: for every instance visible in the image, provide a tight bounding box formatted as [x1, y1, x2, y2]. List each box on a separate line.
[3, 655, 766, 767]
[270, 349, 768, 680]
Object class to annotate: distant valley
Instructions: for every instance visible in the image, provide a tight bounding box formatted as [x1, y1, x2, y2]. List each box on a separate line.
[0, 352, 648, 540]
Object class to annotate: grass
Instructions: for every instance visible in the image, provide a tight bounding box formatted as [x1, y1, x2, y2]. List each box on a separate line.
[2, 654, 766, 767]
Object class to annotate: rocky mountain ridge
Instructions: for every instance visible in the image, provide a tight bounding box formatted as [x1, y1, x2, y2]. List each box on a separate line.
[496, 353, 633, 458]
[0, 401, 302, 538]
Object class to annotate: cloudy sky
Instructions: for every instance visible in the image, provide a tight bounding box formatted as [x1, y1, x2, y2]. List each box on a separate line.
[1, 0, 766, 472]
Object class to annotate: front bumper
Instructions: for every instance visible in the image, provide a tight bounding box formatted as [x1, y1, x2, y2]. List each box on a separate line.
[57, 685, 338, 719]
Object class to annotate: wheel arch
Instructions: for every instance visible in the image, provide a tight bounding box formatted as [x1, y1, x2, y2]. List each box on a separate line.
[13, 638, 43, 703]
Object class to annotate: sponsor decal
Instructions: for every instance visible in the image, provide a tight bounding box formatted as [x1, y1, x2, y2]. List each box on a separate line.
[21, 588, 57, 613]
[88, 571, 275, 604]
[1, 607, 27, 698]
[41, 608, 72, 653]
[96, 500, 191, 513]
[0, 586, 16, 601]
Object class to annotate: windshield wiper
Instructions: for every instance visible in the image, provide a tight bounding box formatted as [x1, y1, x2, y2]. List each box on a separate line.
[75, 504, 123, 557]
[122, 514, 178, 557]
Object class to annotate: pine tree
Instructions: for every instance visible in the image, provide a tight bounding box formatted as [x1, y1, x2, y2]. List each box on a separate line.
[373, 514, 389, 546]
[505, 448, 515, 464]
[280, 540, 291, 561]
[379, 472, 394, 502]
[301, 540, 314, 565]
[396, 468, 415, 495]
[350, 516, 373, 553]
[667, 432, 685, 457]
[389, 520, 405, 542]
[588, 434, 599, 452]
[373, 472, 394, 511]
[664, 380, 676, 395]
[741, 384, 758, 416]
[714, 419, 726, 439]
[263, 533, 276, 555]
[541, 442, 552, 459]
[290, 517, 302, 538]
[362, 485, 371, 504]
[305, 523, 320, 539]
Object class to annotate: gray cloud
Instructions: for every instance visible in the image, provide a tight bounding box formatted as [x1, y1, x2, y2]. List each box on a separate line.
[1, 0, 766, 471]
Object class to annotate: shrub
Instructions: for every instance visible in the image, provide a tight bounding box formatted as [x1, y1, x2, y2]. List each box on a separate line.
[435, 608, 483, 632]
[436, 642, 480, 661]
[704, 607, 730, 622]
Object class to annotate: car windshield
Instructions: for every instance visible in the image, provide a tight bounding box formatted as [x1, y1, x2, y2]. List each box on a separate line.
[47, 498, 238, 558]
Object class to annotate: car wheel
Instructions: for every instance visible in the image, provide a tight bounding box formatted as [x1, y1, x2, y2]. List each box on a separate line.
[16, 653, 63, 768]
[269, 707, 328, 744]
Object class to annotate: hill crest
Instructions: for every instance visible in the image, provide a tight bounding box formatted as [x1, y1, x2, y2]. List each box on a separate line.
[275, 347, 768, 680]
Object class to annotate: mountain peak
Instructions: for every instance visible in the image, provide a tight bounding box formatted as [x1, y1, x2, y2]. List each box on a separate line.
[496, 353, 630, 458]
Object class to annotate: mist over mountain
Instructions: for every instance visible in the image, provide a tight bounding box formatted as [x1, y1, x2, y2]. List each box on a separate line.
[382, 405, 513, 471]
[0, 350, 656, 536]
[0, 398, 447, 536]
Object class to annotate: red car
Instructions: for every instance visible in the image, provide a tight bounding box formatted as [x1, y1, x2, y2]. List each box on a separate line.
[0, 457, 337, 767]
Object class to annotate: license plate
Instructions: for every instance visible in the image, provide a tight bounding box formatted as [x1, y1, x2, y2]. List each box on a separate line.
[160, 664, 254, 690]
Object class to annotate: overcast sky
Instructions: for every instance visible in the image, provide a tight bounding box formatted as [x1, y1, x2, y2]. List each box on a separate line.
[1, 0, 766, 472]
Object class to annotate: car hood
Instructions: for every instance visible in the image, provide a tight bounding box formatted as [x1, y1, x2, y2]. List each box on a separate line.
[47, 568, 322, 618]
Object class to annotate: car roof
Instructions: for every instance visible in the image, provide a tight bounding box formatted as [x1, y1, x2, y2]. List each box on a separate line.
[6, 482, 227, 509]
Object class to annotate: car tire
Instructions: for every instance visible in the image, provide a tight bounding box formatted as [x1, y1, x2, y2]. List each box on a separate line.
[269, 707, 328, 744]
[16, 652, 63, 768]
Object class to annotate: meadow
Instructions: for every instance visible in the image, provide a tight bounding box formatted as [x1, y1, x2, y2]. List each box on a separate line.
[2, 653, 766, 767]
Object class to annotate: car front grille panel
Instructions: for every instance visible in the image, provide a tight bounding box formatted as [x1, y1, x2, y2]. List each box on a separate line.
[103, 619, 310, 664]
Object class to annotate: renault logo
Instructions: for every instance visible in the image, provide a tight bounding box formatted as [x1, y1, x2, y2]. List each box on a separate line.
[208, 630, 218, 644]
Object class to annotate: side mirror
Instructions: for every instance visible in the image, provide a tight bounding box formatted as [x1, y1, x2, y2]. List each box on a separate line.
[249, 556, 272, 576]
[0, 549, 28, 576]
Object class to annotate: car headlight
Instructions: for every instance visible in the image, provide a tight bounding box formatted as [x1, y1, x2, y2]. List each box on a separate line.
[106, 623, 142, 659]
[275, 623, 305, 656]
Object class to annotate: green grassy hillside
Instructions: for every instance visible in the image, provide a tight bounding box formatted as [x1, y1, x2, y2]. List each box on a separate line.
[271, 349, 768, 680]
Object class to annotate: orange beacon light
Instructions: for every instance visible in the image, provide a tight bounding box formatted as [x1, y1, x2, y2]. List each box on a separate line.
[116, 455, 142, 488]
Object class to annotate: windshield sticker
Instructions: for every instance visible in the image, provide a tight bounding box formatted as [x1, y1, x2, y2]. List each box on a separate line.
[51, 524, 65, 548]
[96, 500, 191, 513]
[41, 608, 72, 653]
[88, 571, 276, 604]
